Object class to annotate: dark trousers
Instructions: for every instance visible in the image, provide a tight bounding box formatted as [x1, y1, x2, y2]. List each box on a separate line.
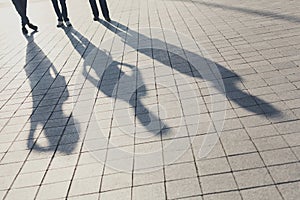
[51, 0, 69, 21]
[89, 0, 110, 19]
[12, 0, 29, 26]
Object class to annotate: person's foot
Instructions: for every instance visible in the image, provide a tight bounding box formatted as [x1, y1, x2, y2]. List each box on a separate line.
[105, 17, 111, 22]
[28, 23, 38, 31]
[22, 27, 28, 34]
[65, 21, 72, 27]
[57, 21, 64, 28]
[93, 17, 99, 21]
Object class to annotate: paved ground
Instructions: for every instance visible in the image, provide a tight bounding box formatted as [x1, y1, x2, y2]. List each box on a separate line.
[1, 0, 300, 199]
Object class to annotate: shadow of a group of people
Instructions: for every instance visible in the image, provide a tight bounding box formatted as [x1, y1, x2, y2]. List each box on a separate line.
[25, 20, 281, 155]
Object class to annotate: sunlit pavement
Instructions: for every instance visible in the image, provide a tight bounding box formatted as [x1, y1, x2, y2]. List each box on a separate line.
[1, 0, 300, 199]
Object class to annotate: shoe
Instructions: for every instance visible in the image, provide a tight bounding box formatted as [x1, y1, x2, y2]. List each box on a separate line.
[28, 23, 38, 31]
[65, 21, 72, 27]
[93, 17, 99, 21]
[57, 21, 64, 28]
[105, 17, 111, 22]
[22, 27, 28, 34]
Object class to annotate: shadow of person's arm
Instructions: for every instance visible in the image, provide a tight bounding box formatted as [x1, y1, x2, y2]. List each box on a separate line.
[135, 99, 169, 135]
[82, 61, 134, 87]
[213, 64, 281, 117]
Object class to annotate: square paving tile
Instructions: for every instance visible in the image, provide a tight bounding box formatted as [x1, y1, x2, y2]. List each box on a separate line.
[0, 162, 23, 177]
[101, 172, 132, 192]
[201, 173, 237, 194]
[0, 175, 15, 190]
[132, 183, 165, 200]
[5, 186, 38, 200]
[277, 182, 300, 200]
[166, 178, 201, 199]
[246, 125, 278, 138]
[36, 181, 70, 200]
[234, 168, 273, 189]
[165, 162, 198, 181]
[268, 163, 300, 183]
[43, 166, 75, 184]
[260, 148, 298, 166]
[222, 139, 256, 156]
[12, 171, 45, 188]
[253, 136, 288, 151]
[20, 158, 51, 174]
[133, 168, 164, 186]
[282, 132, 300, 147]
[73, 163, 104, 180]
[164, 148, 195, 165]
[68, 177, 101, 197]
[197, 157, 231, 176]
[241, 186, 282, 200]
[228, 153, 264, 171]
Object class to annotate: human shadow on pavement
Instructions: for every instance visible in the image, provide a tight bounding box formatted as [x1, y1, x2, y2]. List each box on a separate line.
[177, 0, 300, 24]
[63, 27, 167, 134]
[99, 20, 281, 117]
[25, 33, 79, 154]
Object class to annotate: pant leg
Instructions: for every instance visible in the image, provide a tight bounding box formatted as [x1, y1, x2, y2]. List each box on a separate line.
[20, 0, 30, 25]
[51, 0, 63, 21]
[99, 0, 109, 18]
[21, 0, 29, 23]
[89, 0, 99, 18]
[12, 0, 29, 26]
[59, 0, 69, 21]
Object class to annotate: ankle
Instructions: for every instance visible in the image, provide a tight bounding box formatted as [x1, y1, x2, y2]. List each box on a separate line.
[57, 21, 64, 28]
[65, 21, 72, 27]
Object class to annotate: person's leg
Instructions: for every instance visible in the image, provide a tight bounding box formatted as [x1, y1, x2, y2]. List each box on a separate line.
[89, 0, 99, 20]
[21, 0, 30, 25]
[20, 0, 38, 31]
[12, 0, 29, 26]
[59, 0, 69, 22]
[99, 0, 110, 20]
[51, 0, 63, 21]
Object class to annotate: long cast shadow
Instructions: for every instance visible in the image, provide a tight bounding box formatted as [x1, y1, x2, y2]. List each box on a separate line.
[63, 27, 167, 134]
[175, 0, 300, 24]
[25, 33, 79, 154]
[99, 20, 281, 117]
